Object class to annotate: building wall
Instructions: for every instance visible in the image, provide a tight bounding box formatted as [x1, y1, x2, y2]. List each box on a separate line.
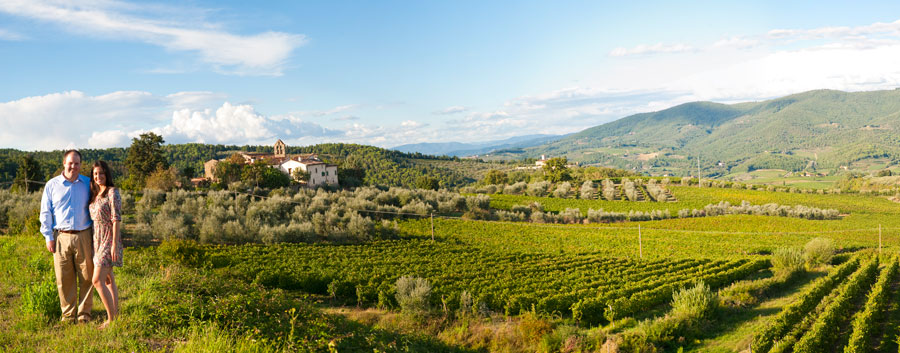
[325, 166, 338, 185]
[204, 160, 219, 180]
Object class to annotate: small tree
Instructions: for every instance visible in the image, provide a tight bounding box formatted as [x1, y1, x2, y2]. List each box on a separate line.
[125, 132, 168, 189]
[214, 153, 245, 187]
[145, 167, 177, 192]
[12, 154, 44, 193]
[292, 167, 310, 183]
[579, 180, 596, 200]
[542, 157, 572, 183]
[483, 170, 508, 185]
[242, 160, 270, 188]
[415, 176, 440, 190]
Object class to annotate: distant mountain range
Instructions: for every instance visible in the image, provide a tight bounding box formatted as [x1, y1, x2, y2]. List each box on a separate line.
[392, 134, 565, 157]
[505, 88, 900, 176]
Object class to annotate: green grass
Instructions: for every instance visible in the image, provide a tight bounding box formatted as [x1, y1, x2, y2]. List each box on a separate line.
[488, 185, 900, 215]
[0, 235, 476, 352]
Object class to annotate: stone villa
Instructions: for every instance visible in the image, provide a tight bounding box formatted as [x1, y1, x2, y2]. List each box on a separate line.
[204, 139, 339, 187]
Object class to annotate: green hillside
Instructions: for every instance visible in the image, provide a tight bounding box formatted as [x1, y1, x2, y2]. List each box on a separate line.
[0, 143, 488, 188]
[519, 89, 900, 177]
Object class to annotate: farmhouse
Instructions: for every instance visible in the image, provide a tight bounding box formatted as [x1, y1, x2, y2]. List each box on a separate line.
[204, 139, 339, 187]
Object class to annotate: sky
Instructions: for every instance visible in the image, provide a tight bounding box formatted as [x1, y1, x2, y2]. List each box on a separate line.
[3, 0, 900, 151]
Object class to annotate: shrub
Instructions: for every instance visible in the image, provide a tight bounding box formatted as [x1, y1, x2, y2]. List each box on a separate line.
[671, 281, 717, 320]
[771, 247, 805, 277]
[20, 277, 61, 320]
[804, 237, 834, 268]
[579, 181, 596, 200]
[395, 276, 432, 315]
[526, 181, 551, 197]
[459, 290, 474, 315]
[465, 194, 491, 211]
[553, 182, 572, 198]
[158, 239, 207, 268]
[560, 208, 583, 224]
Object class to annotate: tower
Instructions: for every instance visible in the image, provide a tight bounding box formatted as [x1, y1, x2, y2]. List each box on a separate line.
[274, 139, 286, 158]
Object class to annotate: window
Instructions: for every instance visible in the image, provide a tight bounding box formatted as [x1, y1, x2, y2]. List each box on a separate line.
[321, 172, 325, 176]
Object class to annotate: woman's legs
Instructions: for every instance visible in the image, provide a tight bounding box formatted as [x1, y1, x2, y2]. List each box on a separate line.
[104, 270, 119, 316]
[92, 265, 115, 326]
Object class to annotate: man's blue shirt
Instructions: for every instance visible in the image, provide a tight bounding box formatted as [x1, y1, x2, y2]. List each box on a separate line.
[40, 174, 93, 241]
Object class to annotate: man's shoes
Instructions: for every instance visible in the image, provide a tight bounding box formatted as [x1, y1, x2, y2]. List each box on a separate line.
[77, 316, 91, 324]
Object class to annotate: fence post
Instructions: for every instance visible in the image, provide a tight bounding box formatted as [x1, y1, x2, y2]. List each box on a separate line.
[431, 213, 435, 241]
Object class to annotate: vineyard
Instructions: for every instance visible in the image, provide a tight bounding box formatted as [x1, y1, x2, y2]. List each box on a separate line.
[4, 181, 900, 352]
[750, 254, 900, 353]
[200, 240, 765, 320]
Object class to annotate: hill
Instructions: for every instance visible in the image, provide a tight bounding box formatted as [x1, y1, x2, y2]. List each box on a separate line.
[513, 89, 900, 177]
[391, 134, 563, 157]
[0, 143, 499, 188]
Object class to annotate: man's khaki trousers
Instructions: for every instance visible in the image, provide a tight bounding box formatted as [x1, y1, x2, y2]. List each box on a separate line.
[53, 228, 94, 322]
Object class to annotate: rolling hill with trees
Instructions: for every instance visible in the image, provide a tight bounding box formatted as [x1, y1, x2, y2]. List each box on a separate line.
[512, 88, 900, 177]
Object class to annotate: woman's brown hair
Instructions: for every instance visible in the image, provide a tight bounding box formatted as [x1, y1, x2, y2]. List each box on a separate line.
[90, 160, 115, 204]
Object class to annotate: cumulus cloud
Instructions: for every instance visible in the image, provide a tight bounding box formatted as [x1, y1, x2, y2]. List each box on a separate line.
[609, 43, 695, 57]
[0, 90, 346, 150]
[0, 0, 305, 75]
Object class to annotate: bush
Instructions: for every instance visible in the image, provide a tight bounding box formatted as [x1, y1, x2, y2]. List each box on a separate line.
[579, 181, 596, 200]
[552, 182, 572, 198]
[771, 247, 805, 277]
[395, 276, 432, 315]
[804, 237, 834, 268]
[158, 239, 207, 268]
[20, 277, 61, 320]
[670, 281, 717, 320]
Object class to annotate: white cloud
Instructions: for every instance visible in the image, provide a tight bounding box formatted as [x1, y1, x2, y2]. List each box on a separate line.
[434, 105, 468, 115]
[165, 91, 229, 110]
[713, 36, 761, 49]
[0, 0, 305, 75]
[0, 28, 25, 40]
[609, 43, 695, 57]
[330, 115, 360, 121]
[0, 90, 344, 150]
[400, 120, 424, 127]
[88, 130, 129, 148]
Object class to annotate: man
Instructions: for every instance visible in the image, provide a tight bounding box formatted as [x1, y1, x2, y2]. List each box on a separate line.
[40, 150, 94, 323]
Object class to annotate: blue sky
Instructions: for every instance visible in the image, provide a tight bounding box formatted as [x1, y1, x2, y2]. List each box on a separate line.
[3, 1, 900, 151]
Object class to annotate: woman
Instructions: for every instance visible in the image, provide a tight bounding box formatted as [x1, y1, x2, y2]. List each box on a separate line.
[89, 160, 122, 329]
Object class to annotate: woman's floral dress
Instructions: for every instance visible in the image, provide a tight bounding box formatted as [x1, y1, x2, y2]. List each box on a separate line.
[90, 187, 123, 267]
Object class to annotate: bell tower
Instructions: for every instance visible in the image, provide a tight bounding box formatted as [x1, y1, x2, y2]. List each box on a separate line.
[274, 139, 286, 158]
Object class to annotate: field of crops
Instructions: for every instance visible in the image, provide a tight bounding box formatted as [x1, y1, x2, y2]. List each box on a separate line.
[750, 254, 900, 353]
[205, 240, 765, 320]
[4, 183, 900, 352]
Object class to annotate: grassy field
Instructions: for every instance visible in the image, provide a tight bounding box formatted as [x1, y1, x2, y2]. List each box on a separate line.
[489, 184, 900, 214]
[725, 169, 839, 189]
[3, 185, 900, 352]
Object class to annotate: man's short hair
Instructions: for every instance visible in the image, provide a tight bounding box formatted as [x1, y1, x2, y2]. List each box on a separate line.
[63, 149, 82, 162]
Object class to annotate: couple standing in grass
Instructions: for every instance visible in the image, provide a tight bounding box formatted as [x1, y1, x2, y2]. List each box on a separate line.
[39, 150, 123, 329]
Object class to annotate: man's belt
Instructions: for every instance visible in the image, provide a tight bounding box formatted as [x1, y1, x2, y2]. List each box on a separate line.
[57, 228, 90, 234]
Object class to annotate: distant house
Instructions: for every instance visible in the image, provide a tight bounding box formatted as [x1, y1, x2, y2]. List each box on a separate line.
[204, 139, 339, 187]
[279, 154, 339, 187]
[535, 155, 550, 167]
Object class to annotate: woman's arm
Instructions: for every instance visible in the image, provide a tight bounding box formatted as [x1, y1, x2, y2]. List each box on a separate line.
[111, 188, 122, 263]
